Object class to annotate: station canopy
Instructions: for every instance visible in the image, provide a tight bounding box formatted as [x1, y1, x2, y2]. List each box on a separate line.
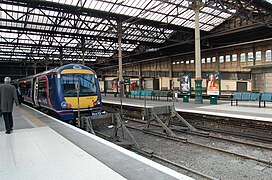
[0, 0, 271, 69]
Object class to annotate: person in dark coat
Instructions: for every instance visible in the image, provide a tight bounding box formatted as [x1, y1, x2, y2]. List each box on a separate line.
[0, 77, 19, 134]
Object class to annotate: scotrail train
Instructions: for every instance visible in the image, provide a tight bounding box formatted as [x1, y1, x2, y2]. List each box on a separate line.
[17, 64, 102, 122]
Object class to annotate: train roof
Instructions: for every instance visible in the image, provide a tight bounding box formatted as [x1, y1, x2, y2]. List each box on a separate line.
[17, 64, 96, 82]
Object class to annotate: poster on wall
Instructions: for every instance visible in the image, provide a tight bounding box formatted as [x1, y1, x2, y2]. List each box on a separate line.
[206, 72, 220, 96]
[180, 75, 191, 95]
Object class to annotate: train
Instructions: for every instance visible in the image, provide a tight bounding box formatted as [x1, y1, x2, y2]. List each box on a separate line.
[17, 64, 102, 122]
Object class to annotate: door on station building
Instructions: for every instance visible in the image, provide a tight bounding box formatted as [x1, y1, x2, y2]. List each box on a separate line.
[265, 73, 272, 92]
[252, 73, 263, 92]
[170, 80, 173, 90]
[237, 82, 247, 92]
[153, 79, 159, 90]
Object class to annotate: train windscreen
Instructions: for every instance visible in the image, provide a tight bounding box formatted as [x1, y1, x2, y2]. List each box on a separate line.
[61, 74, 97, 97]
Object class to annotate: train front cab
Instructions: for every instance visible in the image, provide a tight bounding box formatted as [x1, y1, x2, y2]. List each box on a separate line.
[54, 64, 102, 121]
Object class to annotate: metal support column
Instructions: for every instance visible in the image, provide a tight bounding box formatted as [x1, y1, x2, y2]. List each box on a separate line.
[117, 21, 124, 97]
[190, 0, 203, 104]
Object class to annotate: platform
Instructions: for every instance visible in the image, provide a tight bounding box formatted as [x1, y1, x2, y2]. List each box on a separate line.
[0, 105, 193, 180]
[102, 94, 272, 122]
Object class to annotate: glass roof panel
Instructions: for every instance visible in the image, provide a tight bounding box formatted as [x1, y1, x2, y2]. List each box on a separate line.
[42, 0, 237, 32]
[4, 0, 267, 63]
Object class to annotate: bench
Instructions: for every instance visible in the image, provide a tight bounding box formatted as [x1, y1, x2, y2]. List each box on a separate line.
[153, 91, 172, 101]
[259, 92, 272, 107]
[230, 92, 272, 107]
[130, 90, 153, 100]
[230, 92, 261, 106]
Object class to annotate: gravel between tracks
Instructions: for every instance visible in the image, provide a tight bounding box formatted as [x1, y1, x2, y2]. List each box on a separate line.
[128, 127, 272, 180]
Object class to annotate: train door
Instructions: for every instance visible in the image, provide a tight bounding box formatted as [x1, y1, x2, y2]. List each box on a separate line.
[33, 78, 39, 106]
[237, 82, 247, 92]
[38, 76, 49, 107]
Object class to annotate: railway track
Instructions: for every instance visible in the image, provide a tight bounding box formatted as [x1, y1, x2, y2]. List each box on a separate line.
[125, 117, 272, 166]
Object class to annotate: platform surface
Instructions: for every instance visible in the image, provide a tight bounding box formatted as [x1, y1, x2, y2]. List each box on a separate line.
[102, 94, 272, 122]
[0, 105, 193, 180]
[0, 127, 126, 180]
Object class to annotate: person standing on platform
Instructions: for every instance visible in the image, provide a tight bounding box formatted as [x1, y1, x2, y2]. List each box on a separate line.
[17, 87, 23, 104]
[0, 77, 19, 134]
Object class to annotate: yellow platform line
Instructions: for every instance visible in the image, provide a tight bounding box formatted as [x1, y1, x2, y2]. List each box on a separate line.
[16, 107, 47, 127]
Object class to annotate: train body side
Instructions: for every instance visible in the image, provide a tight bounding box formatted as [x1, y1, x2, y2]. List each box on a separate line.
[18, 64, 102, 121]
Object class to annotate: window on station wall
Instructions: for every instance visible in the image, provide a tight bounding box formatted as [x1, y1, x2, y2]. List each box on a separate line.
[201, 58, 205, 64]
[226, 55, 230, 62]
[190, 59, 194, 64]
[181, 61, 184, 64]
[173, 72, 180, 78]
[186, 60, 190, 64]
[256, 51, 262, 61]
[212, 57, 216, 62]
[266, 50, 271, 61]
[232, 54, 237, 62]
[248, 52, 253, 61]
[219, 56, 224, 63]
[207, 57, 211, 63]
[240, 53, 246, 62]
[176, 62, 180, 65]
[172, 62, 176, 65]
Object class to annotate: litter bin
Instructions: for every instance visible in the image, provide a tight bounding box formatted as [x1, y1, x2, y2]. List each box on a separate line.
[183, 95, 189, 103]
[210, 95, 217, 104]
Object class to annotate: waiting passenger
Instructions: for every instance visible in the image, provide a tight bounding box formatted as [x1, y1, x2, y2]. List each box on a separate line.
[0, 77, 20, 134]
[17, 87, 23, 104]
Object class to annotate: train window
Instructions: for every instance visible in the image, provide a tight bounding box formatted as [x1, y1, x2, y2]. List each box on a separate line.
[219, 56, 224, 63]
[212, 57, 216, 62]
[21, 81, 31, 96]
[266, 50, 271, 61]
[38, 80, 47, 99]
[248, 52, 253, 61]
[226, 55, 230, 62]
[232, 54, 237, 62]
[256, 51, 261, 61]
[240, 53, 246, 62]
[61, 74, 97, 97]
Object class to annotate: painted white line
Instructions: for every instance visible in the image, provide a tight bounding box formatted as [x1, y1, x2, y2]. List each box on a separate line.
[22, 104, 193, 180]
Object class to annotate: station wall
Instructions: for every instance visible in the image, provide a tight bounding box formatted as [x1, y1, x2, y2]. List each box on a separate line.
[100, 39, 271, 93]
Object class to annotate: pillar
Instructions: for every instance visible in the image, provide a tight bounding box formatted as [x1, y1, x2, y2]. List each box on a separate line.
[189, 0, 204, 104]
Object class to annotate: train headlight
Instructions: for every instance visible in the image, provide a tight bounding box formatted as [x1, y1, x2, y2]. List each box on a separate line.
[61, 101, 72, 109]
[93, 100, 101, 106]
